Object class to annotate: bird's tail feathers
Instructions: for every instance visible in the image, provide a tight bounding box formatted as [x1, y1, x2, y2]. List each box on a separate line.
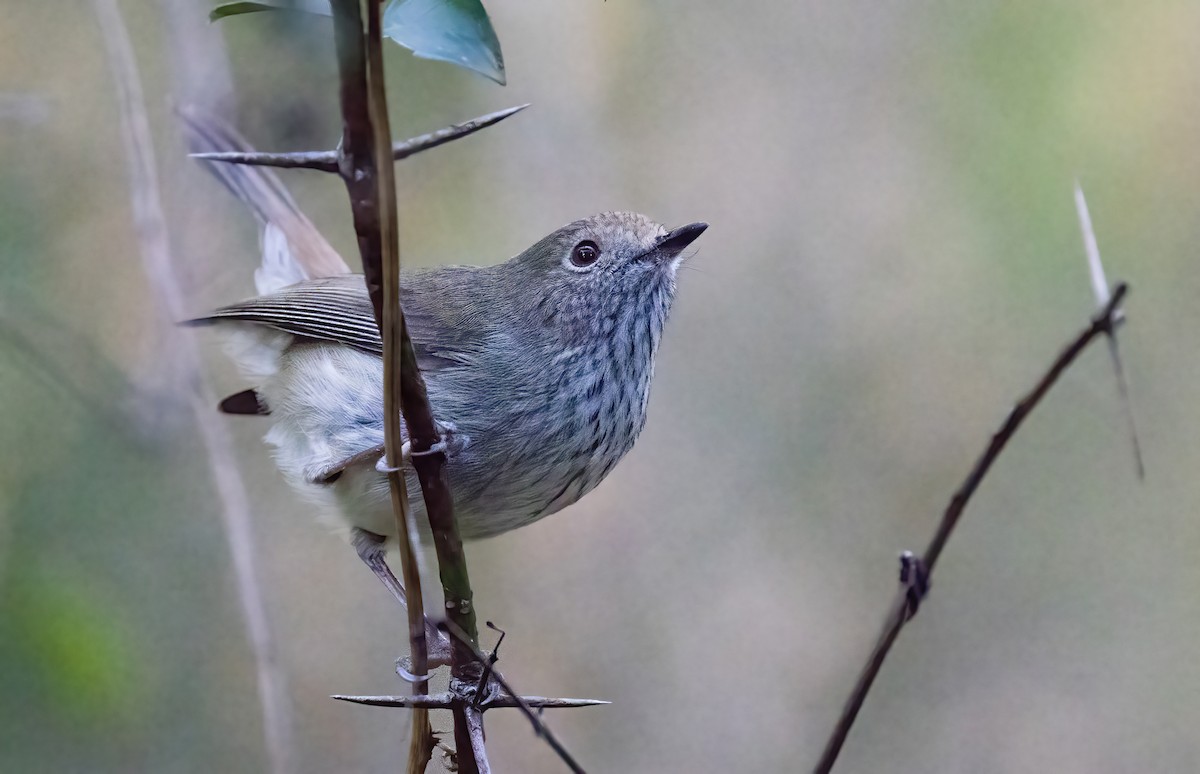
[257, 222, 310, 295]
[176, 105, 351, 291]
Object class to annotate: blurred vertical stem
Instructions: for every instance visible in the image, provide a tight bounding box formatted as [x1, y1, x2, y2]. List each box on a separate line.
[91, 1, 293, 772]
[330, 1, 484, 771]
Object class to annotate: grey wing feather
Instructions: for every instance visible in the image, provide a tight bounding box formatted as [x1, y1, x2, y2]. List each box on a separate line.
[187, 275, 383, 354]
[185, 273, 474, 371]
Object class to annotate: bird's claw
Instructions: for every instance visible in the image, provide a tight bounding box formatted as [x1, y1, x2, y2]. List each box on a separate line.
[395, 636, 453, 682]
[375, 421, 464, 473]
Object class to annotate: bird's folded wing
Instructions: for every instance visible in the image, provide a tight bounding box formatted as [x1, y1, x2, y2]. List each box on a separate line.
[184, 273, 477, 372]
[187, 274, 384, 354]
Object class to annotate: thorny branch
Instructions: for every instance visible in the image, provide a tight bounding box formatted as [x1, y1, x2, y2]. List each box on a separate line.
[331, 694, 610, 710]
[1073, 183, 1143, 480]
[814, 283, 1132, 774]
[189, 104, 528, 171]
[327, 0, 438, 770]
[441, 621, 591, 774]
[330, 0, 503, 770]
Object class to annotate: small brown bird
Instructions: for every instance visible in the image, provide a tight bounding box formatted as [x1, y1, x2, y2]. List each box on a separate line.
[182, 110, 705, 599]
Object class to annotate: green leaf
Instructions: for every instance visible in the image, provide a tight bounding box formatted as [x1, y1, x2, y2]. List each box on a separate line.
[383, 0, 506, 85]
[209, 1, 330, 23]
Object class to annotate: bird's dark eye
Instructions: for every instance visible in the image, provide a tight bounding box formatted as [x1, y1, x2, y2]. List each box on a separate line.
[570, 240, 600, 267]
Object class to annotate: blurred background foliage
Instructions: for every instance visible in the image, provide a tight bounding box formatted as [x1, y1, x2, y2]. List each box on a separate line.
[3, 1, 1200, 771]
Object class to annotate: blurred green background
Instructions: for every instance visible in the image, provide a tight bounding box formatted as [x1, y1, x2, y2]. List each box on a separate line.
[3, 1, 1199, 771]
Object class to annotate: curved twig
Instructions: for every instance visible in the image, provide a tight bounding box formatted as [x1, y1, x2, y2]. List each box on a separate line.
[815, 283, 1131, 773]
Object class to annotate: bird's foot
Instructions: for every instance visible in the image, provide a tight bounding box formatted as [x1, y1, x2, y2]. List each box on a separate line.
[375, 420, 464, 474]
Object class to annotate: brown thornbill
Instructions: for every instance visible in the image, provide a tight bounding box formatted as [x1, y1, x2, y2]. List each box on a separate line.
[182, 114, 705, 586]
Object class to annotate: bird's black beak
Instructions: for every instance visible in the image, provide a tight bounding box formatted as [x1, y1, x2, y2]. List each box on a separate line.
[655, 222, 708, 256]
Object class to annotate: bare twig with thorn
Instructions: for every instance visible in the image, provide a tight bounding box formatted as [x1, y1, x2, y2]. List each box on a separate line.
[189, 104, 528, 172]
[332, 694, 609, 710]
[1074, 182, 1144, 479]
[814, 282, 1134, 774]
[441, 620, 591, 774]
[472, 621, 507, 710]
[344, 615, 602, 772]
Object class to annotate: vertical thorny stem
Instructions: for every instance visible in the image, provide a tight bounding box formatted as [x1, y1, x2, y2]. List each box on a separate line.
[330, 1, 484, 770]
[330, 1, 433, 770]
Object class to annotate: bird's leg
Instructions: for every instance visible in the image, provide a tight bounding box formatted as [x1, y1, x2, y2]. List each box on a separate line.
[314, 443, 385, 484]
[352, 527, 408, 605]
[351, 527, 451, 667]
